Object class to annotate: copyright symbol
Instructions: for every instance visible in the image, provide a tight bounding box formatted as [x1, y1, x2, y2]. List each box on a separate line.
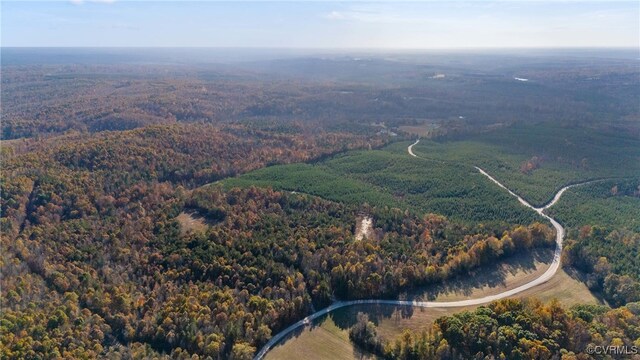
[586, 345, 595, 355]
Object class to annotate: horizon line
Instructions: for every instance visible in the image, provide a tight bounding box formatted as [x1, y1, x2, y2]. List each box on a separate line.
[3, 46, 639, 50]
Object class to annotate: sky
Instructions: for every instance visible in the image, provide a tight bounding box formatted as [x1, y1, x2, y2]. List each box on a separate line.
[2, 1, 639, 49]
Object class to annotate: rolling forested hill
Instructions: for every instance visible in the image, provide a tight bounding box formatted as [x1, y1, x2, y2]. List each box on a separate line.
[1, 49, 638, 359]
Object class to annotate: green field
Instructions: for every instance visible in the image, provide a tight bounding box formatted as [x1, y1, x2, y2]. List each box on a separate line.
[224, 148, 540, 226]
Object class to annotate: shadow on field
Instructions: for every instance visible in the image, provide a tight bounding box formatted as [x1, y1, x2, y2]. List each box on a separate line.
[404, 248, 554, 301]
[563, 266, 610, 306]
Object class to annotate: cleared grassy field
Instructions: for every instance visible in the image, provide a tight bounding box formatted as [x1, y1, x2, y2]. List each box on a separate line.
[515, 268, 602, 305]
[265, 315, 379, 360]
[402, 248, 601, 305]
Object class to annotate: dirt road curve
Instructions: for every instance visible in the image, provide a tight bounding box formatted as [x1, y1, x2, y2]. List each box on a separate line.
[254, 139, 588, 360]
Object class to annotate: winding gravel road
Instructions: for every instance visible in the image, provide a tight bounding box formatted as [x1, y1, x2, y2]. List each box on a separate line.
[407, 138, 420, 157]
[255, 139, 588, 360]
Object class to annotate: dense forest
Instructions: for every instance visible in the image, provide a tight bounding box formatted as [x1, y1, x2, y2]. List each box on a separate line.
[548, 179, 640, 308]
[0, 119, 559, 358]
[402, 124, 640, 206]
[563, 227, 640, 307]
[1, 50, 639, 359]
[3, 49, 639, 140]
[350, 298, 640, 359]
[0, 123, 386, 358]
[548, 179, 640, 232]
[0, 129, 556, 358]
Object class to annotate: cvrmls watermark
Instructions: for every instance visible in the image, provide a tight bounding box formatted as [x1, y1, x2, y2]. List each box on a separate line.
[586, 344, 639, 356]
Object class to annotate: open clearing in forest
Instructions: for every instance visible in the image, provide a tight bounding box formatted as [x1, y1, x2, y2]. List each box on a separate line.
[265, 316, 379, 360]
[354, 215, 374, 241]
[404, 249, 600, 306]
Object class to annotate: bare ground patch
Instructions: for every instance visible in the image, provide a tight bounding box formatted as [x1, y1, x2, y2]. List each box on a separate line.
[355, 215, 374, 241]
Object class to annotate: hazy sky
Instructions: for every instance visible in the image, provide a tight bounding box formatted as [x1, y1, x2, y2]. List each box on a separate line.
[2, 1, 638, 48]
